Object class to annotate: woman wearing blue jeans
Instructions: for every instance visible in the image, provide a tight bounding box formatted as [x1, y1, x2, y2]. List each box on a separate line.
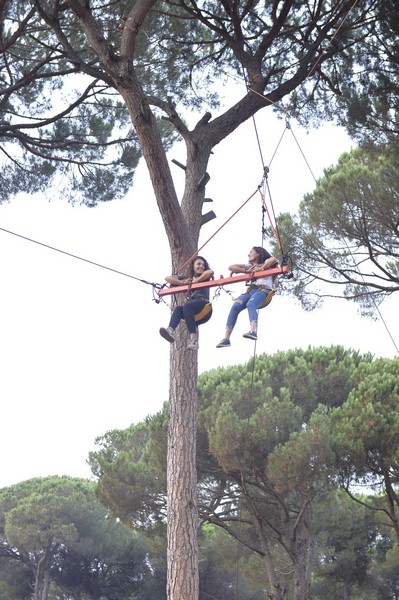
[216, 247, 277, 348]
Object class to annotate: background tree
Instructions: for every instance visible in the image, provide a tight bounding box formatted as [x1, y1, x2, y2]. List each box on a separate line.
[198, 523, 264, 600]
[337, 0, 399, 146]
[330, 357, 399, 544]
[286, 0, 399, 145]
[369, 544, 399, 600]
[91, 346, 370, 600]
[2, 2, 392, 599]
[89, 411, 168, 529]
[311, 489, 377, 599]
[0, 475, 158, 600]
[0, 2, 143, 205]
[269, 0, 399, 311]
[271, 144, 399, 313]
[0, 555, 32, 600]
[2, 1, 385, 206]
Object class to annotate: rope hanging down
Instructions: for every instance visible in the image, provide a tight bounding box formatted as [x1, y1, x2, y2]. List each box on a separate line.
[174, 187, 260, 276]
[259, 167, 284, 256]
[173, 151, 291, 277]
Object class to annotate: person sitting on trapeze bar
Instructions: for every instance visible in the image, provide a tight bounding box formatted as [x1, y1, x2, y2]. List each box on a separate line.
[160, 255, 214, 350]
[216, 246, 278, 348]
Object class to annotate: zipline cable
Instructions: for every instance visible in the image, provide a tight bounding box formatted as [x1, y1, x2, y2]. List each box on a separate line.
[241, 67, 287, 260]
[267, 122, 289, 169]
[0, 225, 163, 290]
[288, 123, 318, 182]
[373, 304, 399, 354]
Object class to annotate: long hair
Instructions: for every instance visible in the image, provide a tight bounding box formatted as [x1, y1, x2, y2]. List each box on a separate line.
[188, 255, 210, 277]
[252, 246, 271, 264]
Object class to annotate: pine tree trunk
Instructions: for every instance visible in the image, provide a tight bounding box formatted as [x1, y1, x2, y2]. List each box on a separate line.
[167, 336, 199, 600]
[117, 75, 202, 600]
[34, 552, 51, 600]
[111, 50, 206, 600]
[292, 505, 313, 600]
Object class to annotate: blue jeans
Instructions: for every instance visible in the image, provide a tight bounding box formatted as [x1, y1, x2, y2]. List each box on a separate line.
[169, 300, 212, 334]
[226, 289, 269, 330]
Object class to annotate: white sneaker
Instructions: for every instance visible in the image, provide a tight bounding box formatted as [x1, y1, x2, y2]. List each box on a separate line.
[187, 338, 199, 350]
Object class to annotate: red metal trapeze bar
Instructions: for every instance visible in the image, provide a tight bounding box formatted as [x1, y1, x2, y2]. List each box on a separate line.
[157, 265, 289, 297]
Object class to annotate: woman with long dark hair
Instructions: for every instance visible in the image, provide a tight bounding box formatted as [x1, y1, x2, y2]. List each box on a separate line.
[160, 256, 214, 350]
[216, 246, 277, 347]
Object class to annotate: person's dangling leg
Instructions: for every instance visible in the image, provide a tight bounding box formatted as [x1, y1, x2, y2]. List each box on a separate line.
[159, 305, 184, 343]
[216, 294, 248, 347]
[182, 300, 206, 350]
[169, 305, 184, 330]
[243, 290, 267, 340]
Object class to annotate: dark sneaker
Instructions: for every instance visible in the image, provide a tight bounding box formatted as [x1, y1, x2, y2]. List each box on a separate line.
[216, 338, 231, 348]
[159, 327, 175, 343]
[243, 331, 257, 340]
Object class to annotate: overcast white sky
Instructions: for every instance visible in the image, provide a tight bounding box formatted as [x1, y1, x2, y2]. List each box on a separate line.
[1, 108, 398, 489]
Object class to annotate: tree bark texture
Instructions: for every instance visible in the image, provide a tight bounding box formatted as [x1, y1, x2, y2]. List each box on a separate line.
[292, 507, 313, 600]
[167, 335, 199, 600]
